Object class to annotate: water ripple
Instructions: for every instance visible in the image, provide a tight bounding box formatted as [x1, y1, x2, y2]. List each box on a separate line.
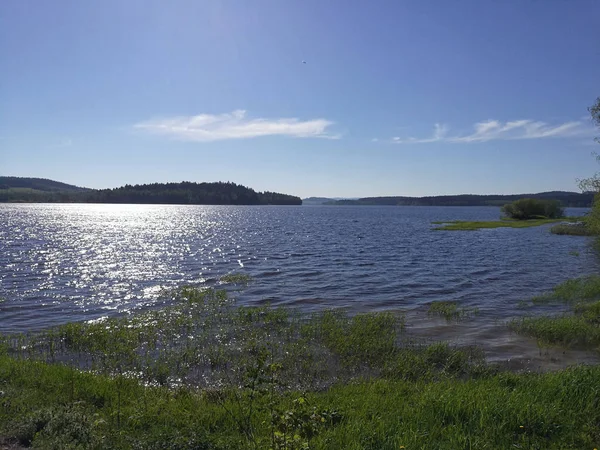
[0, 204, 597, 338]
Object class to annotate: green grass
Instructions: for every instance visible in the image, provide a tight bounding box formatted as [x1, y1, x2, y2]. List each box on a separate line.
[530, 276, 600, 305]
[433, 217, 581, 231]
[510, 277, 600, 349]
[0, 287, 499, 449]
[3, 353, 600, 449]
[427, 301, 479, 321]
[550, 223, 594, 236]
[4, 285, 600, 448]
[509, 315, 600, 349]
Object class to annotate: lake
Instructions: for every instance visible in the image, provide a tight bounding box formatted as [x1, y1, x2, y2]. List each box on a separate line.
[1, 203, 598, 368]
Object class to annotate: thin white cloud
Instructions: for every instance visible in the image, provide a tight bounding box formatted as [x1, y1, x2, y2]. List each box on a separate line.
[134, 110, 339, 141]
[391, 119, 594, 144]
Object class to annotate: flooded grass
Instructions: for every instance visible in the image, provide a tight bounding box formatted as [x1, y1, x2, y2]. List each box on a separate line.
[428, 301, 479, 321]
[219, 273, 253, 285]
[550, 223, 593, 236]
[510, 276, 600, 350]
[509, 315, 600, 349]
[2, 284, 600, 448]
[530, 275, 600, 304]
[3, 348, 600, 448]
[0, 286, 502, 449]
[433, 217, 580, 231]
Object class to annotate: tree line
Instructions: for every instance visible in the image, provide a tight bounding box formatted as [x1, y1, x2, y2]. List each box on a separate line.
[0, 180, 302, 206]
[329, 192, 593, 208]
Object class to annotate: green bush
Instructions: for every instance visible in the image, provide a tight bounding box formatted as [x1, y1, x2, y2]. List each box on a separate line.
[584, 192, 600, 235]
[501, 198, 564, 220]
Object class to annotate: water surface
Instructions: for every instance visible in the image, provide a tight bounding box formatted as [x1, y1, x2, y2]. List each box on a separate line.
[1, 204, 597, 368]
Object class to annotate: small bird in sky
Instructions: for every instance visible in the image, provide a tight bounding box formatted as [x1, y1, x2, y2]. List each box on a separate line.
[302, 60, 306, 64]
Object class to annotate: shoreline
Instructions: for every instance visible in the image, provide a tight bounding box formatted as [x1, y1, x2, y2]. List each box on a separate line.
[2, 278, 600, 448]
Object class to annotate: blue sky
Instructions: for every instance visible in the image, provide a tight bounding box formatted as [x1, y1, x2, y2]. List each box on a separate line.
[1, 0, 599, 198]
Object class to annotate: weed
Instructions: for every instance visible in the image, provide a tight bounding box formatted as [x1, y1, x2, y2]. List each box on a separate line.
[510, 277, 600, 349]
[220, 273, 252, 286]
[428, 301, 479, 321]
[551, 224, 593, 236]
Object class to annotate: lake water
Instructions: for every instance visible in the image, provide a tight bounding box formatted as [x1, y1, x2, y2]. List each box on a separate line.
[1, 204, 598, 368]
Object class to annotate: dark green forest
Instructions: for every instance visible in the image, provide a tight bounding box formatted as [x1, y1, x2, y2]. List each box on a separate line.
[0, 177, 302, 205]
[329, 191, 593, 207]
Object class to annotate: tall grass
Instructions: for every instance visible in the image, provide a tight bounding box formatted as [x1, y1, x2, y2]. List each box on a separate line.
[510, 276, 600, 349]
[3, 283, 600, 448]
[2, 353, 600, 449]
[428, 301, 479, 321]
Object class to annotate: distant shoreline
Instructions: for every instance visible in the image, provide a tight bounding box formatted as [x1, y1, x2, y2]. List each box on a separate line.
[304, 191, 593, 207]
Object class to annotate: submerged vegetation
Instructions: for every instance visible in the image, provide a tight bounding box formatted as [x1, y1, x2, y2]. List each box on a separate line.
[427, 301, 479, 321]
[0, 286, 508, 449]
[3, 286, 600, 448]
[510, 276, 600, 350]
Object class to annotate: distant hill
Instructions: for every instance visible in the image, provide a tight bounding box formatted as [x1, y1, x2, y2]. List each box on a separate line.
[0, 178, 302, 205]
[0, 176, 88, 192]
[328, 191, 594, 208]
[302, 197, 359, 205]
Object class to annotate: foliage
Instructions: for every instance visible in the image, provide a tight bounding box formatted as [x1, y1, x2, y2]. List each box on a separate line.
[0, 180, 302, 205]
[501, 198, 565, 220]
[575, 99, 600, 235]
[586, 195, 600, 237]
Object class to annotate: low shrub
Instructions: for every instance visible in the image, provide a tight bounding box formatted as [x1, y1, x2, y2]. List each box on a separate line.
[502, 198, 564, 220]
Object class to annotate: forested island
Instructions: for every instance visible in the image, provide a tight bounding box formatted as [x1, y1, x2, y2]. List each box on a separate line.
[324, 191, 593, 207]
[0, 177, 302, 205]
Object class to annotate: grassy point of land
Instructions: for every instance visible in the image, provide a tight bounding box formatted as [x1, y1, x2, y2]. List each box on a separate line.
[433, 217, 582, 231]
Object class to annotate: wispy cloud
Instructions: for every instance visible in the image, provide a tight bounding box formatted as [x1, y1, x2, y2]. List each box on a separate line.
[390, 119, 594, 144]
[134, 110, 339, 142]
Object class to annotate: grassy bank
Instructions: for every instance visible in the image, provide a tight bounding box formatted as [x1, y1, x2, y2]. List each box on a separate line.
[2, 284, 600, 448]
[433, 217, 581, 231]
[3, 353, 600, 449]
